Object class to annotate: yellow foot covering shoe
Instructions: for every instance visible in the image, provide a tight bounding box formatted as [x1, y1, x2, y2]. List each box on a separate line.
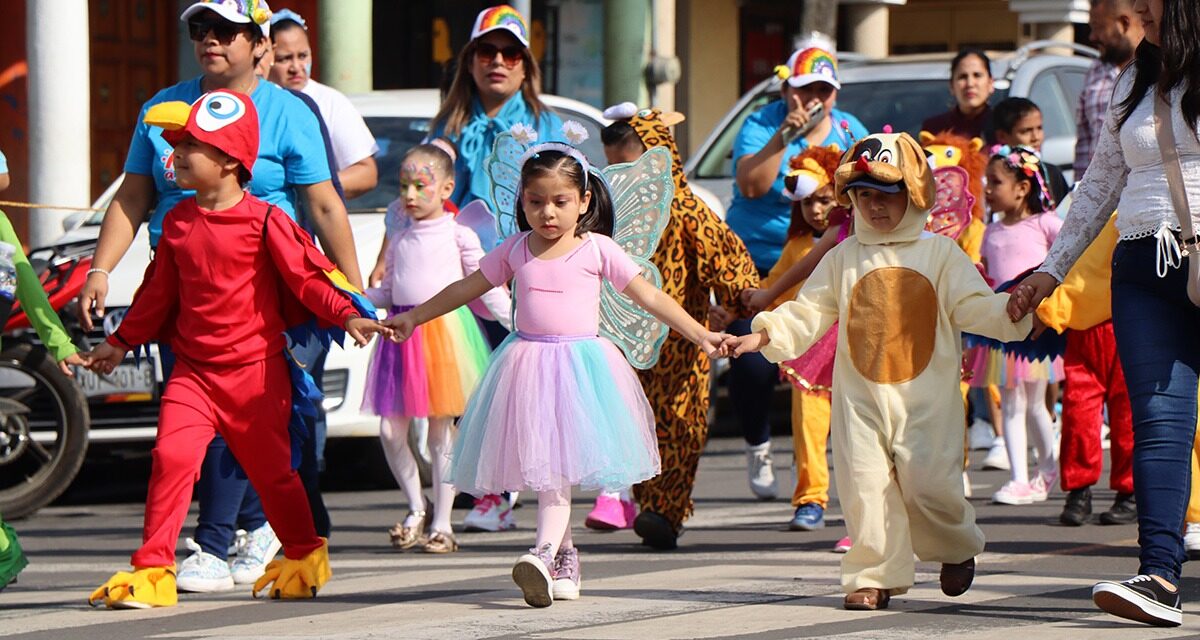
[88, 566, 178, 609]
[252, 538, 331, 600]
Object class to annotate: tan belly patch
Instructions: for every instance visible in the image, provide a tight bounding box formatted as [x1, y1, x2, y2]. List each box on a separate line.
[846, 267, 937, 384]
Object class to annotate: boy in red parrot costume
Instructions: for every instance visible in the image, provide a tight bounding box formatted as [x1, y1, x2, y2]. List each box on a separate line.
[86, 90, 387, 608]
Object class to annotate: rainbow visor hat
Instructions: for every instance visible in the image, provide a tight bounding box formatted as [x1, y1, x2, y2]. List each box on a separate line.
[470, 4, 530, 47]
[181, 0, 273, 38]
[145, 90, 261, 179]
[775, 47, 840, 90]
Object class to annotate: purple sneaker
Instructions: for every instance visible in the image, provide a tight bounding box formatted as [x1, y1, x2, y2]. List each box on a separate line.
[552, 546, 581, 600]
[512, 543, 555, 607]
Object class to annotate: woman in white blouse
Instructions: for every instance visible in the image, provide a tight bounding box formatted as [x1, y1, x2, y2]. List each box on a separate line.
[1009, 0, 1199, 628]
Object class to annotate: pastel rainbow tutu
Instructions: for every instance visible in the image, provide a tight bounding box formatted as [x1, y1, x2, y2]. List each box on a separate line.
[965, 346, 1063, 389]
[779, 322, 837, 395]
[361, 305, 490, 418]
[449, 332, 661, 495]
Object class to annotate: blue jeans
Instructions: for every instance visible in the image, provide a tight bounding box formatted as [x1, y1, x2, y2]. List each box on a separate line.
[1110, 237, 1200, 584]
[163, 335, 332, 560]
[728, 317, 779, 447]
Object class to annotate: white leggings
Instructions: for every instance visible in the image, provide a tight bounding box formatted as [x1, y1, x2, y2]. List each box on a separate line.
[1000, 379, 1058, 484]
[379, 416, 455, 534]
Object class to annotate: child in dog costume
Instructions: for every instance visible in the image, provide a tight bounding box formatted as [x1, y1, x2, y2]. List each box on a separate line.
[597, 104, 759, 547]
[725, 132, 1032, 610]
[86, 90, 387, 608]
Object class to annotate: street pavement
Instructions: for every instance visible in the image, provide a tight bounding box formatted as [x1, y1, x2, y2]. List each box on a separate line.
[3, 437, 1199, 639]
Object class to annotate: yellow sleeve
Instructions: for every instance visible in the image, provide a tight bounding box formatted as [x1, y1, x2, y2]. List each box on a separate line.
[1036, 215, 1117, 333]
[943, 240, 1033, 341]
[956, 218, 985, 264]
[761, 235, 813, 308]
[751, 242, 839, 363]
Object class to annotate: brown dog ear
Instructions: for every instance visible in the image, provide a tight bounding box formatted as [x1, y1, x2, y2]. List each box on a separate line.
[898, 133, 935, 210]
[659, 111, 686, 127]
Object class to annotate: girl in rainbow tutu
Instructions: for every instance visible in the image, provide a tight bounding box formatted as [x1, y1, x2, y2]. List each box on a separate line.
[363, 140, 510, 555]
[384, 123, 729, 607]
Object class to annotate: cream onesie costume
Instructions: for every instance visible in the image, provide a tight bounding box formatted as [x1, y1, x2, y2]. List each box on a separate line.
[751, 133, 1032, 598]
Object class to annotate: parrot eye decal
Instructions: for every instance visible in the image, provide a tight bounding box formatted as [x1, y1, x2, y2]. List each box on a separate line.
[195, 92, 247, 132]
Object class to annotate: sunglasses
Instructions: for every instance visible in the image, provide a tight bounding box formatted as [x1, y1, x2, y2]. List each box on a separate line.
[474, 42, 525, 68]
[188, 18, 253, 45]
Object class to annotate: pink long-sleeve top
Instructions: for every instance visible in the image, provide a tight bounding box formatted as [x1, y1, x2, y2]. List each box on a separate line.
[367, 214, 510, 323]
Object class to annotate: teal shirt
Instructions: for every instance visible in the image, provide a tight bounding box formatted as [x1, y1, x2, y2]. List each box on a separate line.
[0, 211, 78, 362]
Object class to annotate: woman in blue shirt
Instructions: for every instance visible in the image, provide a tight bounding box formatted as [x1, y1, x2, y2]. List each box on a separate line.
[725, 46, 867, 503]
[76, 0, 360, 594]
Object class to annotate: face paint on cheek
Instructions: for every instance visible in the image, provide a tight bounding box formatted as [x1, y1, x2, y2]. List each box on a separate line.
[401, 162, 440, 202]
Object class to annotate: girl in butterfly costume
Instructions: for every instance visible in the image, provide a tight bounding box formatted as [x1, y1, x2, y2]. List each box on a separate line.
[85, 91, 387, 609]
[384, 123, 729, 607]
[726, 132, 1031, 610]
[596, 103, 759, 545]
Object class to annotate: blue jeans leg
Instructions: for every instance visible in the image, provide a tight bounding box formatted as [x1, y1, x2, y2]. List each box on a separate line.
[727, 318, 778, 447]
[1110, 238, 1200, 584]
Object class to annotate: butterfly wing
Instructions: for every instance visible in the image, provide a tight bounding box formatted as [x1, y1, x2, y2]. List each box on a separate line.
[597, 147, 674, 368]
[456, 199, 499, 251]
[484, 132, 526, 241]
[926, 166, 975, 240]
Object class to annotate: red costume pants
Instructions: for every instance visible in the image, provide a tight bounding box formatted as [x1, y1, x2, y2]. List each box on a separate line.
[131, 354, 321, 568]
[1059, 322, 1134, 494]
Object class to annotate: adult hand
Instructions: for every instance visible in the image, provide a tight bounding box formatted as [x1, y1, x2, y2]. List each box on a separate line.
[1007, 272, 1058, 322]
[78, 273, 109, 332]
[779, 94, 819, 143]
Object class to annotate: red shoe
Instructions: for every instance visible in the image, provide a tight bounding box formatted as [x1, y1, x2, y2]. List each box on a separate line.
[585, 495, 633, 530]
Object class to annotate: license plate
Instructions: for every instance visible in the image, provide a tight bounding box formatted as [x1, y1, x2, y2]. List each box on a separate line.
[74, 358, 157, 401]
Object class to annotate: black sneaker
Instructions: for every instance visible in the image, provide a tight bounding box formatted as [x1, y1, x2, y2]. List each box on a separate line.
[1099, 493, 1137, 525]
[1059, 487, 1092, 526]
[1093, 575, 1182, 627]
[633, 511, 680, 550]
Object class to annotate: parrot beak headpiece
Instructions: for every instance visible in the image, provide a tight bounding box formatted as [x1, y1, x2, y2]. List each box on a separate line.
[146, 90, 260, 179]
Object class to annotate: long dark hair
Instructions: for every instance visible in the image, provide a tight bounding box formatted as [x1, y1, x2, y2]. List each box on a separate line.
[515, 151, 614, 237]
[1116, 0, 1200, 135]
[431, 39, 547, 138]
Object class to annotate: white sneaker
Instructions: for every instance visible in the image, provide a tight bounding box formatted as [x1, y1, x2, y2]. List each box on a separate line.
[229, 523, 282, 585]
[1185, 523, 1200, 556]
[982, 437, 1011, 471]
[746, 444, 778, 500]
[968, 419, 995, 450]
[463, 494, 517, 532]
[176, 538, 235, 593]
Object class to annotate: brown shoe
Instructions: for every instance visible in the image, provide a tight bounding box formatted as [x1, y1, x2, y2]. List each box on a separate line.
[940, 558, 975, 596]
[844, 588, 891, 610]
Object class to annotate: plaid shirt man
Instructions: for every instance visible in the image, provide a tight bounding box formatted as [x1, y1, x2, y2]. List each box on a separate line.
[1073, 60, 1120, 178]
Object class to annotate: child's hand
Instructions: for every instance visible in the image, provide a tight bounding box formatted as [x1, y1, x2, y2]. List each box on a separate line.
[383, 311, 417, 343]
[58, 352, 90, 377]
[739, 288, 759, 308]
[723, 331, 769, 358]
[1007, 272, 1058, 322]
[346, 317, 391, 347]
[87, 342, 127, 375]
[746, 289, 774, 313]
[697, 331, 732, 359]
[707, 305, 734, 332]
[1030, 313, 1049, 340]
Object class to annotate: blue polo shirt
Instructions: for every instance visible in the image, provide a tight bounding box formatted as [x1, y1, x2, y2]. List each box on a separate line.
[124, 77, 332, 247]
[726, 100, 867, 270]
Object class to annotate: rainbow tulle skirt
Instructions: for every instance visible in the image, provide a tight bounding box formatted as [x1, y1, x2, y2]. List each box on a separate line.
[448, 332, 661, 495]
[361, 305, 490, 418]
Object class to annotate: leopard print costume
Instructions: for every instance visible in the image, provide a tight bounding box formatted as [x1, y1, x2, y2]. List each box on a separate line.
[625, 109, 760, 529]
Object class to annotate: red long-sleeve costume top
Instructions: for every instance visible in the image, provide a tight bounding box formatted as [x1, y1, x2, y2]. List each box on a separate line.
[109, 194, 357, 365]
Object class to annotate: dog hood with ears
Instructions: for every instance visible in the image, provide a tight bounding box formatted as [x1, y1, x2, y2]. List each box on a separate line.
[835, 132, 935, 245]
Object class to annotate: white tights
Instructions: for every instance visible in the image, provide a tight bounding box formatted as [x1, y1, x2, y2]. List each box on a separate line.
[535, 488, 574, 558]
[379, 416, 455, 534]
[1000, 379, 1057, 484]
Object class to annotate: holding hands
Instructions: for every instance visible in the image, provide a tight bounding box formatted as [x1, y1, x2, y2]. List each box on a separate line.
[382, 310, 418, 343]
[1006, 272, 1058, 337]
[85, 342, 127, 375]
[346, 316, 393, 347]
[719, 330, 770, 359]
